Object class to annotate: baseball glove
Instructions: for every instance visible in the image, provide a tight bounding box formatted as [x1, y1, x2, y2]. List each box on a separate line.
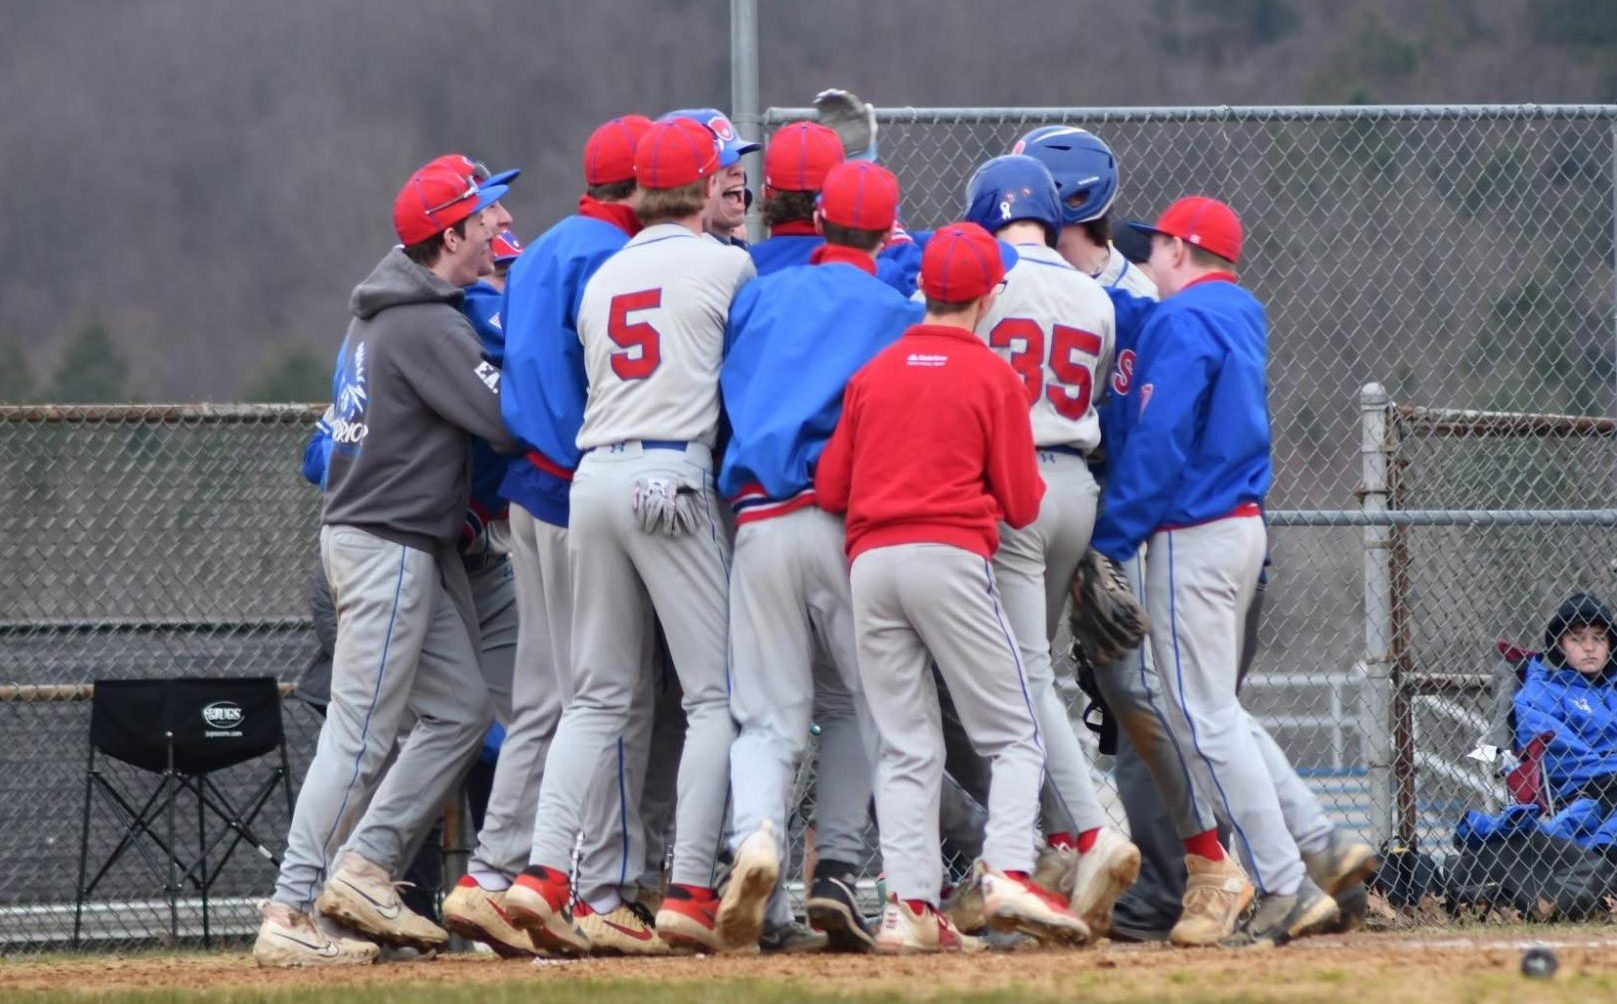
[813, 88, 877, 161]
[1069, 549, 1151, 668]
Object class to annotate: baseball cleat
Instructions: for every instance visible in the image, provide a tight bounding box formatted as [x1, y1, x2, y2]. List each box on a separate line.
[1226, 876, 1338, 948]
[314, 853, 447, 952]
[1304, 830, 1379, 898]
[441, 875, 538, 958]
[875, 894, 986, 955]
[576, 899, 670, 956]
[759, 919, 829, 954]
[1068, 828, 1142, 938]
[940, 871, 989, 935]
[655, 883, 722, 953]
[805, 860, 876, 953]
[504, 865, 591, 956]
[979, 865, 1091, 947]
[1170, 852, 1254, 947]
[252, 901, 378, 968]
[715, 822, 781, 953]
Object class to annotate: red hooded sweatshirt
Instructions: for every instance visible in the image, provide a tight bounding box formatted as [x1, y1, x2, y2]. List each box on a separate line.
[815, 322, 1045, 561]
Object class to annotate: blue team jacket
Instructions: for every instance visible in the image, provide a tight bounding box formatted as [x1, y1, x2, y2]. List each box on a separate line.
[748, 228, 926, 297]
[1093, 287, 1159, 481]
[718, 253, 923, 515]
[1090, 275, 1271, 561]
[498, 212, 632, 527]
[1515, 656, 1617, 801]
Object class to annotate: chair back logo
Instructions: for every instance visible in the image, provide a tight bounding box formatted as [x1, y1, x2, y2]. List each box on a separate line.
[202, 701, 245, 730]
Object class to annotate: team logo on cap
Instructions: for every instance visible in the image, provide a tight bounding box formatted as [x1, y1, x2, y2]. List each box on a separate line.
[708, 115, 736, 142]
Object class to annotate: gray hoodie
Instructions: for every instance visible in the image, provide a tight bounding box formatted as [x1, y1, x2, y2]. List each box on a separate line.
[322, 248, 517, 552]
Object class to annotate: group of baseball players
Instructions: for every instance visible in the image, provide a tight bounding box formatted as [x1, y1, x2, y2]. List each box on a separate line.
[252, 91, 1382, 968]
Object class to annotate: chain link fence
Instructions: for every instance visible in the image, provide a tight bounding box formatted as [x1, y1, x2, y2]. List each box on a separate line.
[3, 104, 1616, 950]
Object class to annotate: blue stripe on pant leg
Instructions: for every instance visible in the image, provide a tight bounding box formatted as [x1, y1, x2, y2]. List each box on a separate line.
[309, 541, 407, 905]
[982, 558, 1044, 755]
[1165, 532, 1267, 894]
[1132, 551, 1206, 833]
[616, 736, 629, 890]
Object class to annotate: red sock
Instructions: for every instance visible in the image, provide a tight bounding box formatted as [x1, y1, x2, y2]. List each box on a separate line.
[1184, 829, 1224, 861]
[1047, 831, 1077, 851]
[669, 882, 717, 902]
[902, 898, 932, 915]
[1076, 828, 1102, 854]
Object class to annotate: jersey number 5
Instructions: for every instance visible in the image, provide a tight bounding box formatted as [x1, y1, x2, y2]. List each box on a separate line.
[608, 289, 662, 380]
[988, 318, 1102, 421]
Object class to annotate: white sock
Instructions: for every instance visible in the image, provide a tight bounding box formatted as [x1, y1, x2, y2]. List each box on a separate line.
[469, 866, 511, 892]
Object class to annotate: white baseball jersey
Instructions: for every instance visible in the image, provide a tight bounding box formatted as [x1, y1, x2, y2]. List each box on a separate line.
[974, 243, 1115, 453]
[1094, 244, 1158, 299]
[576, 223, 755, 450]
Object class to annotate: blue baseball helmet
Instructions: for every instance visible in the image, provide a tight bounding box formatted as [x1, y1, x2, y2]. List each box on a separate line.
[659, 108, 760, 167]
[963, 155, 1063, 243]
[1012, 126, 1119, 225]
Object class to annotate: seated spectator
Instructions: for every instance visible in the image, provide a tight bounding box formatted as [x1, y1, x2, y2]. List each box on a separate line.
[1514, 593, 1617, 809]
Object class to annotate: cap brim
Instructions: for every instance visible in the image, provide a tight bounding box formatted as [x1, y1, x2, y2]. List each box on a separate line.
[483, 168, 520, 188]
[717, 140, 762, 167]
[996, 239, 1020, 276]
[472, 182, 510, 215]
[1126, 220, 1163, 238]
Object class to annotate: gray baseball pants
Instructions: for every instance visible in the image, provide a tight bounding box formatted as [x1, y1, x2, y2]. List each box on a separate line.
[852, 542, 1044, 904]
[273, 526, 493, 910]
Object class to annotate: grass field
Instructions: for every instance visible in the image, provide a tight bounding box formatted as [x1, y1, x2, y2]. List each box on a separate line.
[5, 930, 1617, 1004]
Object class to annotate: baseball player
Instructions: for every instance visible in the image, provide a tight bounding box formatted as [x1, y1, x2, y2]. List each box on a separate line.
[713, 161, 922, 953]
[446, 115, 681, 957]
[662, 108, 758, 246]
[958, 154, 1143, 936]
[1089, 196, 1376, 946]
[254, 161, 515, 967]
[504, 117, 755, 955]
[816, 222, 1090, 952]
[1015, 124, 1227, 942]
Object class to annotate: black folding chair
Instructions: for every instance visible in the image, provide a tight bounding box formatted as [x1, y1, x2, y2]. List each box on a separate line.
[73, 677, 292, 947]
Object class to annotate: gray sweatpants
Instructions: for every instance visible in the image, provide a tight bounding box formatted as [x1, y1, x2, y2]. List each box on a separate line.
[995, 452, 1109, 836]
[529, 442, 734, 890]
[274, 526, 493, 910]
[851, 542, 1044, 904]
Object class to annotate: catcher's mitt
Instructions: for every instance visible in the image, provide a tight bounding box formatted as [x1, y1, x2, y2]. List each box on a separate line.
[1069, 549, 1151, 668]
[813, 88, 877, 161]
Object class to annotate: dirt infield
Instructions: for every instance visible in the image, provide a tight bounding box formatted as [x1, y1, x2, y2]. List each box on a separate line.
[6, 930, 1617, 1003]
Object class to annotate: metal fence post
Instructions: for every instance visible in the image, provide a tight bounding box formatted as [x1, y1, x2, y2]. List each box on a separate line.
[729, 0, 762, 243]
[1358, 382, 1396, 845]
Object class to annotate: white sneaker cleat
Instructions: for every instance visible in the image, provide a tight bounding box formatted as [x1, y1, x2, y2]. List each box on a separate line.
[577, 900, 671, 956]
[441, 875, 538, 958]
[874, 895, 986, 955]
[314, 853, 448, 952]
[715, 822, 781, 953]
[253, 901, 379, 968]
[1069, 828, 1142, 938]
[1170, 853, 1254, 947]
[979, 865, 1090, 947]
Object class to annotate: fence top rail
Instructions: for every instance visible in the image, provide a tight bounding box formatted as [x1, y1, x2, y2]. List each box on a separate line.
[0, 403, 324, 424]
[1393, 404, 1617, 438]
[764, 104, 1617, 125]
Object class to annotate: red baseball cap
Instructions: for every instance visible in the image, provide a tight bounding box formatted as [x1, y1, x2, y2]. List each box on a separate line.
[765, 121, 845, 192]
[817, 161, 899, 231]
[492, 229, 524, 264]
[393, 163, 508, 246]
[634, 118, 721, 191]
[1128, 195, 1243, 264]
[427, 152, 521, 189]
[584, 115, 653, 186]
[920, 222, 1020, 304]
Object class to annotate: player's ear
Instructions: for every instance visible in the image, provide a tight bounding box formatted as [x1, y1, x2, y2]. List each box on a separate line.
[813, 209, 827, 237]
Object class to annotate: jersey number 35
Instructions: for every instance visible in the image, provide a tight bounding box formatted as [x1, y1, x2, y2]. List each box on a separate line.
[988, 317, 1102, 420]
